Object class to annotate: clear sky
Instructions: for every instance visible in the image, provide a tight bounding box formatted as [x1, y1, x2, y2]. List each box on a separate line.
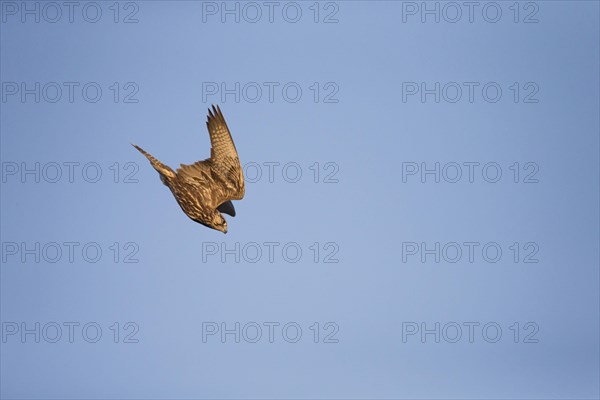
[1, 1, 599, 398]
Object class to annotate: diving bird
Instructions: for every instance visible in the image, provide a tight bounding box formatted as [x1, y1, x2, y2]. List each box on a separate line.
[132, 105, 245, 233]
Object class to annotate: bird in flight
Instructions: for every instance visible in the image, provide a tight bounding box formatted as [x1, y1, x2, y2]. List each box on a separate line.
[132, 105, 245, 233]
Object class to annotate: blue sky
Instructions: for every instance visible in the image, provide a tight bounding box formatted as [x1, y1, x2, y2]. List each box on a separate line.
[1, 1, 599, 398]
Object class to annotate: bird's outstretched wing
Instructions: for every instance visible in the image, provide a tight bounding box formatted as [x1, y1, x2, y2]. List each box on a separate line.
[206, 105, 240, 165]
[205, 105, 245, 201]
[176, 105, 245, 207]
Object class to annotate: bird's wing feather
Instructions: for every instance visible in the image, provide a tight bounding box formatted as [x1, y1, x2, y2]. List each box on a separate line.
[206, 105, 238, 163]
[205, 105, 245, 202]
[176, 159, 212, 182]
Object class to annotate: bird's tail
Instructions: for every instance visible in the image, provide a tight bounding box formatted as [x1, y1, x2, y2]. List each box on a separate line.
[131, 143, 176, 184]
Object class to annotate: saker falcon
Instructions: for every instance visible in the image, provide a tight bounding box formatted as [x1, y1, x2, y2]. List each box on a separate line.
[132, 105, 245, 233]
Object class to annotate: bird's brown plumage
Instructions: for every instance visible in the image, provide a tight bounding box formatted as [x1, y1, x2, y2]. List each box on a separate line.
[132, 105, 245, 233]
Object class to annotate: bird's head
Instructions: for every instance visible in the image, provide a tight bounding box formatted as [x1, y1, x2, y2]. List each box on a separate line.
[212, 212, 228, 234]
